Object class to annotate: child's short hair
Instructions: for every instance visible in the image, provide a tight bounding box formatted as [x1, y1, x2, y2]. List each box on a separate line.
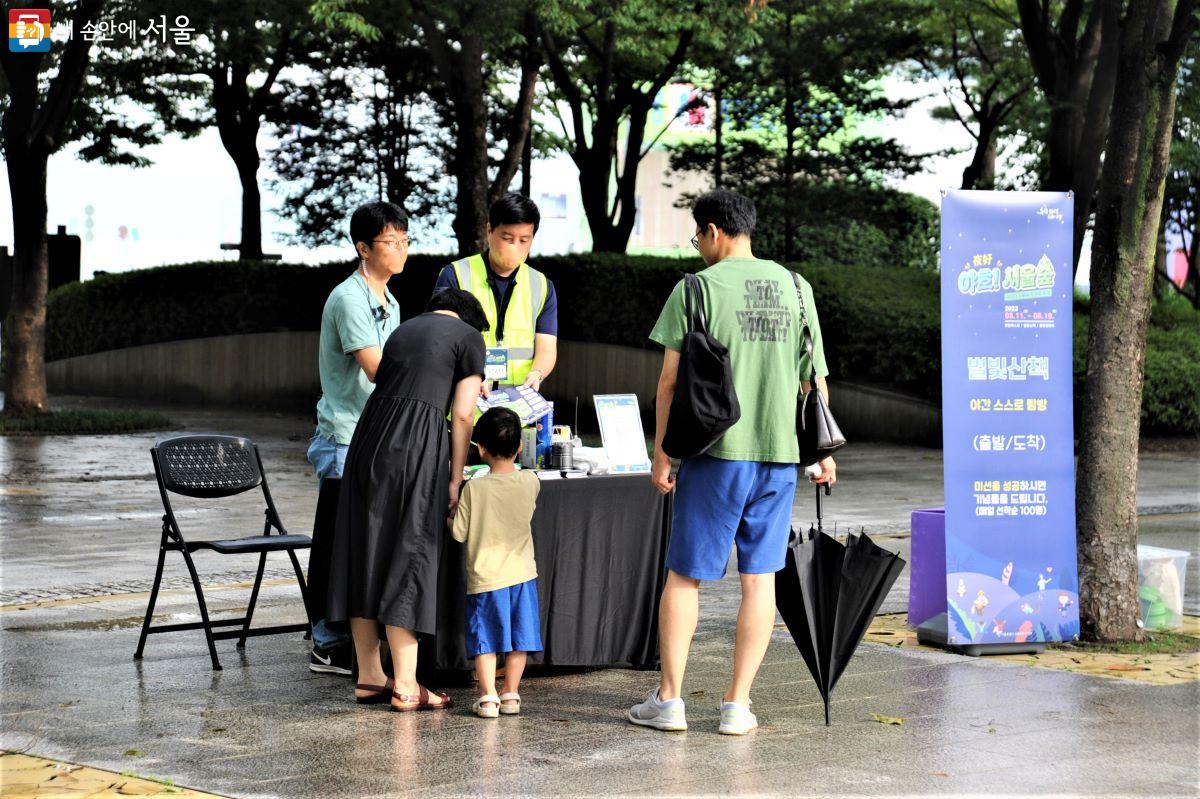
[474, 407, 522, 458]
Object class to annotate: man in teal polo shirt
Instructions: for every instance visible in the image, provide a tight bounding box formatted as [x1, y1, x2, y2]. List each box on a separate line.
[306, 201, 407, 675]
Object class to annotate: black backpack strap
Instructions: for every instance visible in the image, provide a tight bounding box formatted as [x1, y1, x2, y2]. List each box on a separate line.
[683, 273, 708, 334]
[683, 273, 695, 333]
[791, 271, 817, 381]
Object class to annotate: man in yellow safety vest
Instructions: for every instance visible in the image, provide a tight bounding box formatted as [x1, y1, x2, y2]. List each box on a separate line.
[433, 192, 558, 393]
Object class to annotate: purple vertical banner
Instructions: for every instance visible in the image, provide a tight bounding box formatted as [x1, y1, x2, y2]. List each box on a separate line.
[940, 190, 1079, 647]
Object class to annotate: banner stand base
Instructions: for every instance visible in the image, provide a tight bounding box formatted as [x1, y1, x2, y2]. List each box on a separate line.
[916, 613, 1047, 657]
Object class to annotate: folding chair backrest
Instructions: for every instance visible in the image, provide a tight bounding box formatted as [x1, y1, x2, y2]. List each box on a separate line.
[154, 435, 263, 499]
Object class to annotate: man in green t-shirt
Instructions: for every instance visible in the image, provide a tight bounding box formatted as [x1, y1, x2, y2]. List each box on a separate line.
[628, 190, 837, 736]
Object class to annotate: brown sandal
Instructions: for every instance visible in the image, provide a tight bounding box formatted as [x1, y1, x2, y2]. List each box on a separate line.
[354, 678, 395, 705]
[391, 686, 453, 712]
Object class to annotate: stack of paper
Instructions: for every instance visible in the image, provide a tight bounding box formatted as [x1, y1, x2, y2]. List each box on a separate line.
[475, 386, 552, 426]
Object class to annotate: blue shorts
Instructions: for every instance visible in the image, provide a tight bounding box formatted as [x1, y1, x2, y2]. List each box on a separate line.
[667, 456, 798, 581]
[307, 430, 348, 482]
[465, 578, 543, 657]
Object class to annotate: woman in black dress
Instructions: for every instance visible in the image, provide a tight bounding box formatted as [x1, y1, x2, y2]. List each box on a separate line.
[327, 288, 487, 711]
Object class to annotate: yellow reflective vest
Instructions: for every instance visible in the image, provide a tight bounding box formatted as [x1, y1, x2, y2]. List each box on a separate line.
[451, 253, 548, 387]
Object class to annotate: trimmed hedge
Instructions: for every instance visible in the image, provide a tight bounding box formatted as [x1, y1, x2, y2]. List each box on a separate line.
[0, 408, 175, 435]
[46, 255, 684, 358]
[46, 255, 943, 400]
[44, 256, 1198, 433]
[1073, 297, 1200, 436]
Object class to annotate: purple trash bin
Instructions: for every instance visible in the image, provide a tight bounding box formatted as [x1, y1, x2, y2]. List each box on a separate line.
[908, 508, 946, 627]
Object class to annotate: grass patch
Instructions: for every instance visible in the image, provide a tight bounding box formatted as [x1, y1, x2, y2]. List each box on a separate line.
[0, 408, 175, 435]
[119, 770, 177, 789]
[1050, 630, 1199, 656]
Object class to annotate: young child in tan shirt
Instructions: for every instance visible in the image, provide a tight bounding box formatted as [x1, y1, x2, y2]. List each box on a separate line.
[452, 407, 542, 718]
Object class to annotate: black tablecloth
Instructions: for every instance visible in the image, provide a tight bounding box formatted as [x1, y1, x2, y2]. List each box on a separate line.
[303, 476, 342, 627]
[308, 474, 672, 672]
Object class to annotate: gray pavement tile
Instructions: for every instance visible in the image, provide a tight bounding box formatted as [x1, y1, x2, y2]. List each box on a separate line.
[3, 398, 1199, 796]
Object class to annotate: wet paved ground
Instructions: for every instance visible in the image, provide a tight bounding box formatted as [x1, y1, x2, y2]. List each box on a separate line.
[2, 396, 1198, 797]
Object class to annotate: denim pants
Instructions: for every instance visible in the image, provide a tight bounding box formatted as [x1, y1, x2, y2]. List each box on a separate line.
[307, 430, 350, 650]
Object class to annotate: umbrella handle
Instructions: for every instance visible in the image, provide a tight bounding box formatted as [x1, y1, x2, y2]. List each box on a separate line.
[814, 482, 831, 533]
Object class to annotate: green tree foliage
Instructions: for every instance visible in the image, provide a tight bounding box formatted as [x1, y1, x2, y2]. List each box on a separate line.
[910, 0, 1039, 190]
[538, 0, 757, 252]
[314, 0, 541, 254]
[268, 20, 451, 247]
[667, 0, 931, 265]
[91, 0, 321, 259]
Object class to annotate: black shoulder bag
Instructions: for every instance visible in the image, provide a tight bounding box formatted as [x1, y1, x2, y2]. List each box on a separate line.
[662, 273, 741, 459]
[793, 272, 846, 466]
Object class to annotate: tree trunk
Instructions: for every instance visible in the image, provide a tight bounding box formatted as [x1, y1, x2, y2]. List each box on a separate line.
[1018, 0, 1121, 276]
[213, 81, 266, 260]
[574, 94, 625, 251]
[1069, 9, 1120, 275]
[612, 99, 651, 249]
[1077, 0, 1194, 643]
[451, 34, 489, 255]
[521, 128, 533, 197]
[576, 146, 613, 250]
[961, 118, 998, 190]
[1152, 218, 1171, 299]
[0, 0, 102, 413]
[235, 149, 264, 260]
[579, 164, 624, 251]
[582, 96, 652, 253]
[3, 154, 50, 411]
[489, 14, 541, 204]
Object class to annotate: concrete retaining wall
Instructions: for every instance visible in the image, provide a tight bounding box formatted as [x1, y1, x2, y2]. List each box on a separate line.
[46, 332, 321, 408]
[46, 333, 941, 445]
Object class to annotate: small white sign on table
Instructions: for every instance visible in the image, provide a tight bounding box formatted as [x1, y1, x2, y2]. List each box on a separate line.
[593, 394, 651, 474]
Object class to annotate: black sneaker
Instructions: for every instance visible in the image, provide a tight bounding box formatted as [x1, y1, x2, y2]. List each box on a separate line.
[309, 642, 353, 676]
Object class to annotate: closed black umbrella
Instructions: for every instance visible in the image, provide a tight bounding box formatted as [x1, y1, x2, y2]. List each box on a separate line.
[775, 483, 906, 725]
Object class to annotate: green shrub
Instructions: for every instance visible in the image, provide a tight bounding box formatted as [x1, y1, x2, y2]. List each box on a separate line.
[43, 256, 1199, 434]
[1149, 292, 1200, 332]
[746, 183, 939, 271]
[45, 256, 944, 400]
[797, 261, 940, 398]
[0, 408, 175, 435]
[1073, 311, 1200, 436]
[46, 260, 348, 359]
[1142, 326, 1200, 434]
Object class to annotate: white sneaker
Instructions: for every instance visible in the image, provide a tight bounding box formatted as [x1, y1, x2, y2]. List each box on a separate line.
[628, 688, 687, 731]
[718, 699, 758, 735]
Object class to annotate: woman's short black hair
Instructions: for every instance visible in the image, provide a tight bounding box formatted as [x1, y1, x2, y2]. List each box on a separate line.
[425, 288, 490, 333]
[488, 192, 541, 232]
[692, 190, 756, 238]
[349, 202, 408, 253]
[474, 407, 523, 459]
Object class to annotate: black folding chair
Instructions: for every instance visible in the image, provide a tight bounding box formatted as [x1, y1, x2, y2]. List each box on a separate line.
[135, 435, 312, 670]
